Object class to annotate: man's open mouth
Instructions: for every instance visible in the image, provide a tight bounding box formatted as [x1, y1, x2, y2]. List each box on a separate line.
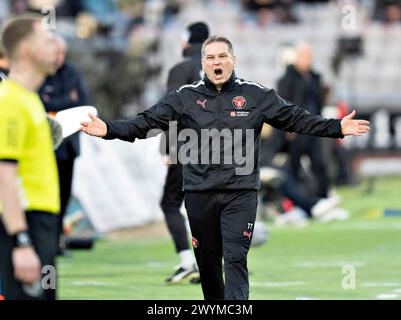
[214, 68, 223, 76]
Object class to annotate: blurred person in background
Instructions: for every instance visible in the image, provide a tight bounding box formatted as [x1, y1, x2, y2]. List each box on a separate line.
[9, 0, 30, 14]
[384, 1, 401, 23]
[0, 14, 60, 300]
[373, 0, 401, 24]
[260, 168, 349, 225]
[259, 124, 348, 226]
[242, 0, 298, 25]
[330, 101, 355, 186]
[39, 35, 89, 257]
[160, 22, 209, 284]
[278, 42, 333, 200]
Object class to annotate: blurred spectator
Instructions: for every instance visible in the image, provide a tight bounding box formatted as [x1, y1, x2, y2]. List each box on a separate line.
[0, 1, 11, 19]
[58, 0, 116, 17]
[330, 101, 355, 186]
[373, 0, 401, 24]
[9, 0, 62, 15]
[58, 0, 129, 37]
[163, 0, 183, 25]
[9, 0, 29, 14]
[242, 0, 298, 25]
[259, 166, 347, 224]
[384, 1, 401, 23]
[299, 0, 329, 2]
[277, 42, 331, 198]
[276, 0, 298, 23]
[64, 32, 161, 119]
[117, 0, 145, 33]
[39, 35, 89, 256]
[259, 126, 349, 224]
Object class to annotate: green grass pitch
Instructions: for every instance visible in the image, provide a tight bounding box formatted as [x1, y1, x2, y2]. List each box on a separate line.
[58, 176, 401, 300]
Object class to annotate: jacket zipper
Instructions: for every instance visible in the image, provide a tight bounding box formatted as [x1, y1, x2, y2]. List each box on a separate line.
[217, 91, 223, 130]
[217, 91, 223, 168]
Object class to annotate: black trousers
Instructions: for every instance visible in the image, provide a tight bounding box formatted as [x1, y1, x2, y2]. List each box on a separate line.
[288, 135, 330, 198]
[0, 211, 58, 300]
[160, 163, 188, 253]
[56, 158, 75, 248]
[185, 190, 258, 300]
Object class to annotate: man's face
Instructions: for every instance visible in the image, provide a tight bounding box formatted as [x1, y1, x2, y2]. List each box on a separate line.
[25, 22, 58, 76]
[202, 41, 236, 88]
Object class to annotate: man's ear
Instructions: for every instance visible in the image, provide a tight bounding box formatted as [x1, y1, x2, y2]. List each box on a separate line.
[16, 42, 28, 61]
[22, 43, 34, 62]
[20, 33, 37, 61]
[232, 55, 237, 67]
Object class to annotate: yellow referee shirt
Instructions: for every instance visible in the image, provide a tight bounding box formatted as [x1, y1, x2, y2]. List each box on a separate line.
[0, 79, 60, 214]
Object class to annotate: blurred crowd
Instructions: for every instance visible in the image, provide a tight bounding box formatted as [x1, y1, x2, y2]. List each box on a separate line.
[2, 0, 181, 118]
[240, 0, 401, 26]
[1, 0, 399, 119]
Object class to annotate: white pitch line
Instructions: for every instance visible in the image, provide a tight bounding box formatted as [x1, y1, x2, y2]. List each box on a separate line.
[329, 221, 401, 230]
[362, 282, 401, 288]
[376, 293, 400, 299]
[146, 261, 169, 268]
[71, 281, 117, 287]
[294, 261, 366, 268]
[250, 281, 306, 287]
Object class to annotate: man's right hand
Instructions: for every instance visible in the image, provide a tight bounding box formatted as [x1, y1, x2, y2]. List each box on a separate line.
[80, 113, 108, 137]
[12, 246, 41, 284]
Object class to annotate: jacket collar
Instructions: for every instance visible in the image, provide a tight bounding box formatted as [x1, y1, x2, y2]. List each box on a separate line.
[203, 71, 237, 93]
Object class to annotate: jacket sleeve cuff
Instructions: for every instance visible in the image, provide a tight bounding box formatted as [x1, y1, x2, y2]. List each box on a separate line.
[103, 121, 117, 140]
[102, 120, 137, 142]
[335, 119, 345, 139]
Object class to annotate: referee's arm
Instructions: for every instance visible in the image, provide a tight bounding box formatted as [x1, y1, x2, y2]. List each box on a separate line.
[0, 112, 29, 234]
[0, 161, 42, 284]
[0, 161, 27, 234]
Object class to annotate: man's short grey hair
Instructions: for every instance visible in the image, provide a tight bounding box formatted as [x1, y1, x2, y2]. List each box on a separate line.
[201, 35, 234, 58]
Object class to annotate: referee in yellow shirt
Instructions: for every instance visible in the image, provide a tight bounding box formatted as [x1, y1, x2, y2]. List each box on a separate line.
[0, 14, 60, 300]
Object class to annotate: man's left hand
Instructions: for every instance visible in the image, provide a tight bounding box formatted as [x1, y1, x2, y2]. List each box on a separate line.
[340, 110, 370, 136]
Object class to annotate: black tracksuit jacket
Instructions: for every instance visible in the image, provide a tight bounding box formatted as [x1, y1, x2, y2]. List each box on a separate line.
[104, 72, 343, 191]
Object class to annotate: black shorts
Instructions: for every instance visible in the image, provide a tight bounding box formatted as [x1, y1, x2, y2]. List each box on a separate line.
[0, 211, 58, 300]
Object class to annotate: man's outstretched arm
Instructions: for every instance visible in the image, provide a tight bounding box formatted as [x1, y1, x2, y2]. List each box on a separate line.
[262, 89, 369, 138]
[80, 92, 181, 142]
